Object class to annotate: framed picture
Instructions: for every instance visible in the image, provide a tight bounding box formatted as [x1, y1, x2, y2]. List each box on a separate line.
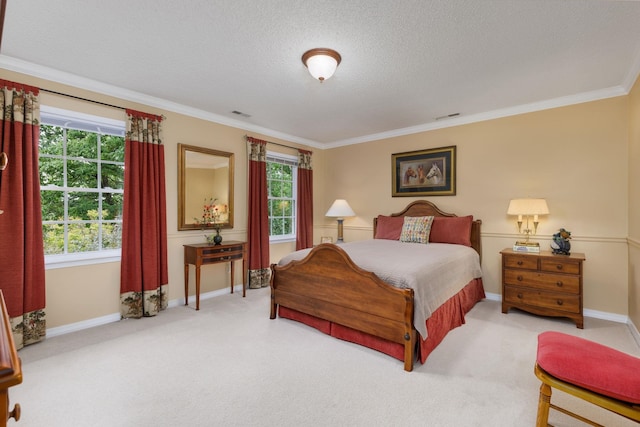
[392, 146, 456, 197]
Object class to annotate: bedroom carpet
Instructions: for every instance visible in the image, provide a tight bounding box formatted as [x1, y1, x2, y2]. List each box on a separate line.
[12, 287, 640, 427]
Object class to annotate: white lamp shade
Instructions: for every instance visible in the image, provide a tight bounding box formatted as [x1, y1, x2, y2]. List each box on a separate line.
[325, 199, 355, 218]
[302, 48, 341, 81]
[507, 198, 550, 215]
[306, 55, 338, 80]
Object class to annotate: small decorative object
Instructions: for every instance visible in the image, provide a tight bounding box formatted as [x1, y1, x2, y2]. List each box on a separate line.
[196, 197, 224, 245]
[551, 228, 571, 255]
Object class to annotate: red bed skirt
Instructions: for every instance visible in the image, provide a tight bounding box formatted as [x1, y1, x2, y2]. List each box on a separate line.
[278, 278, 485, 365]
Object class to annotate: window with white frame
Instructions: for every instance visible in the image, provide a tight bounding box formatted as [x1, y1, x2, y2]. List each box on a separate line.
[267, 152, 297, 241]
[39, 106, 126, 267]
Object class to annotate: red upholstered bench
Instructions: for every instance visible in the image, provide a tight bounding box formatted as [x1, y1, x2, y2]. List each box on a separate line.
[534, 331, 640, 426]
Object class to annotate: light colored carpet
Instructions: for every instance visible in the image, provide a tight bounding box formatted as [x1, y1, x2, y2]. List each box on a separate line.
[12, 288, 640, 427]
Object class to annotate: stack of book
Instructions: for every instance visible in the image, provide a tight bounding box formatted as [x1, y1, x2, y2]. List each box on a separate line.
[513, 241, 540, 253]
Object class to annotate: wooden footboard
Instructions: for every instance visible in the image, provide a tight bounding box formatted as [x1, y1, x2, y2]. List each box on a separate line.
[270, 244, 417, 371]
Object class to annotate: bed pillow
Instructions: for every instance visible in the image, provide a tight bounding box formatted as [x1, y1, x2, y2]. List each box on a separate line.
[374, 215, 405, 240]
[399, 216, 434, 244]
[429, 215, 473, 246]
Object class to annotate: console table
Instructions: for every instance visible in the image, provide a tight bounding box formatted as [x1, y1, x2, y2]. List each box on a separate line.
[184, 241, 247, 310]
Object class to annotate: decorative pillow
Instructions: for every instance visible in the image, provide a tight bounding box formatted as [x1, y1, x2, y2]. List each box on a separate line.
[399, 216, 434, 244]
[374, 215, 405, 240]
[429, 215, 473, 246]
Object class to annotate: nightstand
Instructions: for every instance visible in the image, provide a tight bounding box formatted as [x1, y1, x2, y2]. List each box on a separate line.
[501, 248, 586, 328]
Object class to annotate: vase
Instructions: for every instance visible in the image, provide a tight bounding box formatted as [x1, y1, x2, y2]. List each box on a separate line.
[213, 229, 223, 245]
[205, 228, 223, 245]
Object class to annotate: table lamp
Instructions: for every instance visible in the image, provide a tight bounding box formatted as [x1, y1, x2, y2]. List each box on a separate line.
[507, 198, 549, 252]
[325, 199, 355, 243]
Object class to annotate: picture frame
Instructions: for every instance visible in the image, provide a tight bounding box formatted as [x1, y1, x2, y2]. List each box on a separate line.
[392, 146, 456, 197]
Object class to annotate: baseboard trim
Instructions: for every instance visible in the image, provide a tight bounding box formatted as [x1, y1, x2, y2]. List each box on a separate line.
[47, 288, 637, 342]
[46, 285, 244, 338]
[484, 292, 630, 324]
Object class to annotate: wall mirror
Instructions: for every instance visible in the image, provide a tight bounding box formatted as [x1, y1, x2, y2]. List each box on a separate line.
[178, 143, 234, 231]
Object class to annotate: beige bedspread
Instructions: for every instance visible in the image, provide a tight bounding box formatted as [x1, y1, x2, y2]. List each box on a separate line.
[278, 240, 483, 339]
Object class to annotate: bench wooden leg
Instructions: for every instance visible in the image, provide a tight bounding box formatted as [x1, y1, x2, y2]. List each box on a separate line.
[536, 382, 551, 427]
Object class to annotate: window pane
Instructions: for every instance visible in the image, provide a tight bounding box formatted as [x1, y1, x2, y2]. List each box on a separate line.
[67, 223, 99, 253]
[66, 129, 98, 159]
[39, 126, 64, 155]
[67, 160, 98, 188]
[283, 217, 293, 235]
[42, 224, 64, 255]
[282, 181, 292, 197]
[272, 200, 284, 216]
[101, 135, 125, 162]
[39, 157, 64, 186]
[102, 222, 122, 249]
[101, 163, 124, 190]
[41, 190, 65, 221]
[102, 193, 123, 220]
[68, 191, 99, 220]
[271, 218, 284, 236]
[283, 200, 293, 216]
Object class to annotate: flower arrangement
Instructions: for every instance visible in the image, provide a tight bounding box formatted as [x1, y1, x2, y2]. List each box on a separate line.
[195, 198, 223, 231]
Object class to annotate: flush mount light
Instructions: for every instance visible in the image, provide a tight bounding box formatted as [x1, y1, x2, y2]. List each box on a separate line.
[301, 48, 341, 82]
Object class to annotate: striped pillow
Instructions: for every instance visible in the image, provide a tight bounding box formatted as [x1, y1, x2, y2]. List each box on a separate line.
[400, 216, 434, 244]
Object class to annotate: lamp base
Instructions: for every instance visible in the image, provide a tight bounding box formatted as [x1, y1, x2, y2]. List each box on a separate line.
[513, 241, 540, 253]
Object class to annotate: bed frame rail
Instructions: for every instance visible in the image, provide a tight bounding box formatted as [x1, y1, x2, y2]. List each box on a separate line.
[270, 244, 417, 371]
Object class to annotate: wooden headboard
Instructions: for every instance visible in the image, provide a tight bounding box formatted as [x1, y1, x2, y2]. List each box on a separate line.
[372, 200, 482, 259]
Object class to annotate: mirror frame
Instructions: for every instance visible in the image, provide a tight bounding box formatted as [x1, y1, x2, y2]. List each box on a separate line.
[178, 143, 235, 231]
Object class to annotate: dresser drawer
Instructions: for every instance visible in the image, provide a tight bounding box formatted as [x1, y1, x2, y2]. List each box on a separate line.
[503, 269, 580, 293]
[502, 254, 538, 270]
[201, 251, 244, 264]
[202, 244, 244, 256]
[504, 286, 580, 314]
[539, 258, 581, 275]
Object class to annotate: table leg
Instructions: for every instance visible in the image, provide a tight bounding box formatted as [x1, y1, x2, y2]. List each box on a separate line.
[195, 265, 201, 311]
[230, 260, 235, 294]
[184, 263, 189, 306]
[242, 258, 246, 297]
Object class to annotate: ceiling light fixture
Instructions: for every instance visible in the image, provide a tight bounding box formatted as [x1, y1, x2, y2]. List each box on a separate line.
[301, 48, 341, 82]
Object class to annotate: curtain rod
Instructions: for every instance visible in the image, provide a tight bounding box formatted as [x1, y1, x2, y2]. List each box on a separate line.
[245, 134, 307, 152]
[41, 88, 126, 111]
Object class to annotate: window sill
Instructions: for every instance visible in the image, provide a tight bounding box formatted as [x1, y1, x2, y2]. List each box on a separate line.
[45, 250, 121, 270]
[269, 236, 296, 244]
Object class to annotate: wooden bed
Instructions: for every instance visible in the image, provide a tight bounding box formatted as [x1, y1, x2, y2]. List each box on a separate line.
[269, 200, 483, 371]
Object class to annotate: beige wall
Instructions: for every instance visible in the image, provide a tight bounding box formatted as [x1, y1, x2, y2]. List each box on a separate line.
[0, 66, 636, 331]
[629, 75, 640, 328]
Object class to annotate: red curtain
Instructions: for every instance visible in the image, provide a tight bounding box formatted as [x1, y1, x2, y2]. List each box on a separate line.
[0, 79, 46, 349]
[119, 109, 168, 318]
[247, 136, 270, 288]
[296, 149, 313, 250]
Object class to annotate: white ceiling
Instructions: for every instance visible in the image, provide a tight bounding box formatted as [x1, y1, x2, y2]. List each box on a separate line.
[2, 0, 640, 149]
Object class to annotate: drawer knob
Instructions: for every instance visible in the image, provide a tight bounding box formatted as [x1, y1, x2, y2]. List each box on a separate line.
[517, 275, 523, 281]
[556, 281, 563, 287]
[517, 293, 523, 299]
[556, 264, 563, 270]
[517, 261, 523, 266]
[556, 299, 564, 306]
[9, 403, 20, 421]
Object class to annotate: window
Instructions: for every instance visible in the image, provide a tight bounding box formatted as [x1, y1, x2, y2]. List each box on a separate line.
[39, 106, 126, 268]
[267, 153, 297, 241]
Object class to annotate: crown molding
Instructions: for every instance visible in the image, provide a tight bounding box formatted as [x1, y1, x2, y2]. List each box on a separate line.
[0, 54, 632, 150]
[0, 55, 323, 149]
[325, 85, 628, 148]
